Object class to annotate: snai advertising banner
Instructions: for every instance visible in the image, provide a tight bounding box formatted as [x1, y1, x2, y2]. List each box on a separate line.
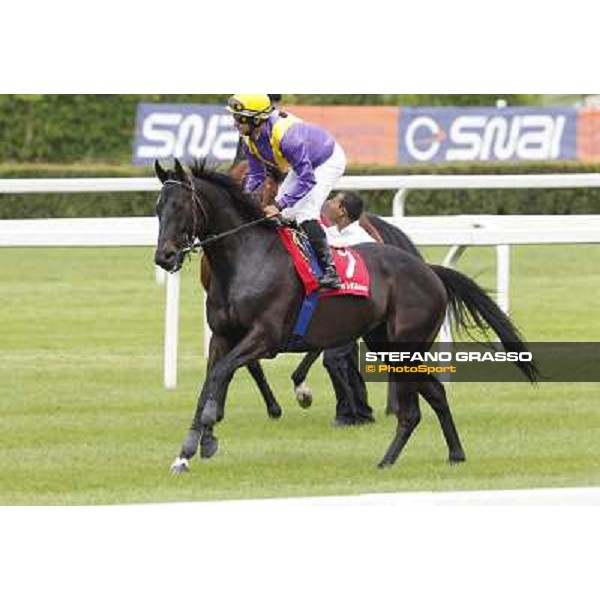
[133, 103, 600, 166]
[398, 107, 578, 164]
[132, 103, 399, 166]
[133, 104, 238, 166]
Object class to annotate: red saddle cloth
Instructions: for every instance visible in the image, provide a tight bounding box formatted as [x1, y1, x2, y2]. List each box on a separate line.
[277, 228, 370, 298]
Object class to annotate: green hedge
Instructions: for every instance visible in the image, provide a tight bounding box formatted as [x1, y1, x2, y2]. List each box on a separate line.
[0, 95, 225, 163]
[1, 160, 599, 219]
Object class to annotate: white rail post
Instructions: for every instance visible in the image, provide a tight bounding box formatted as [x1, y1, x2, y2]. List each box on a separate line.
[439, 318, 454, 345]
[496, 244, 510, 314]
[164, 271, 181, 389]
[439, 245, 467, 344]
[392, 189, 407, 217]
[155, 265, 166, 285]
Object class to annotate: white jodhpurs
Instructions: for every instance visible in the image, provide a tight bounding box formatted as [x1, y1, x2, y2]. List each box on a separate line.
[278, 143, 346, 224]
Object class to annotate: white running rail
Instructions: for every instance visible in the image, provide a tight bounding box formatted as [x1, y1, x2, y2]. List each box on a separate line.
[2, 174, 600, 387]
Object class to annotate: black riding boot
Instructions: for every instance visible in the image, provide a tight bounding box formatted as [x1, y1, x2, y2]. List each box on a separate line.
[301, 220, 342, 290]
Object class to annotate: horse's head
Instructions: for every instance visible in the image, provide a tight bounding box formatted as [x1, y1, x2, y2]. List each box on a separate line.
[154, 158, 206, 273]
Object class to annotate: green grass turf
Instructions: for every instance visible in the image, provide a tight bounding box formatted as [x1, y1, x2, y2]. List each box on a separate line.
[1, 244, 599, 505]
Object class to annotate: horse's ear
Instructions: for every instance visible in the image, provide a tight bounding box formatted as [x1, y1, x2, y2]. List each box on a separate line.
[174, 157, 187, 181]
[155, 160, 168, 183]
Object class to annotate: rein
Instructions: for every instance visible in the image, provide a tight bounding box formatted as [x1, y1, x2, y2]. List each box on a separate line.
[161, 179, 272, 256]
[186, 216, 272, 252]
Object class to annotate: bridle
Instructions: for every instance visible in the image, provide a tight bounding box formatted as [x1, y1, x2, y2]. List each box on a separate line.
[160, 178, 272, 258]
[161, 178, 207, 254]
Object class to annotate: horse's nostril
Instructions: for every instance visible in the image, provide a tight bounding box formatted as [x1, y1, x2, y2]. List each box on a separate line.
[155, 247, 177, 269]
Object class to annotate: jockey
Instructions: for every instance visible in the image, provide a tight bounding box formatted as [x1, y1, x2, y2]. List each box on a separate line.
[227, 94, 344, 290]
[232, 96, 282, 168]
[230, 94, 283, 181]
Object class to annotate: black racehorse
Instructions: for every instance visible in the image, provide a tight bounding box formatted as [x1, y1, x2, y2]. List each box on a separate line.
[154, 159, 538, 474]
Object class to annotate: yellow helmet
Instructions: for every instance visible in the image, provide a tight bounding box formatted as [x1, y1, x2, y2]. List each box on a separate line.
[227, 94, 273, 122]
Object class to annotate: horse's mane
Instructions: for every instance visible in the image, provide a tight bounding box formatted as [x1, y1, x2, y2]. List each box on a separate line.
[188, 159, 265, 222]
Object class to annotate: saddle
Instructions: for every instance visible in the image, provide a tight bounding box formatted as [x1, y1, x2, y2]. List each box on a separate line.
[277, 225, 370, 298]
[277, 225, 370, 343]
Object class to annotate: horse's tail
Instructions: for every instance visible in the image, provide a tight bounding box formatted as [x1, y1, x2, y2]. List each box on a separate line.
[430, 265, 540, 383]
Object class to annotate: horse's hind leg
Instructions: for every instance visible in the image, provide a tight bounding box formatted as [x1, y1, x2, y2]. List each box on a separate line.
[247, 361, 283, 419]
[291, 351, 321, 409]
[419, 375, 465, 464]
[379, 383, 421, 469]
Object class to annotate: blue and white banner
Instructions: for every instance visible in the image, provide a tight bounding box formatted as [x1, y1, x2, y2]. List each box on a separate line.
[133, 104, 239, 166]
[398, 107, 578, 164]
[133, 103, 581, 167]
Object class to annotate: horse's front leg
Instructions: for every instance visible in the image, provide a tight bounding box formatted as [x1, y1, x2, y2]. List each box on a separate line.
[170, 335, 230, 474]
[171, 329, 273, 474]
[199, 328, 273, 429]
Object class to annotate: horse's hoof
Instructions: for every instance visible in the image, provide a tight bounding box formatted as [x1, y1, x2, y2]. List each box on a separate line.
[448, 452, 466, 465]
[200, 436, 219, 460]
[295, 383, 313, 409]
[377, 460, 393, 470]
[170, 457, 190, 475]
[268, 404, 283, 420]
